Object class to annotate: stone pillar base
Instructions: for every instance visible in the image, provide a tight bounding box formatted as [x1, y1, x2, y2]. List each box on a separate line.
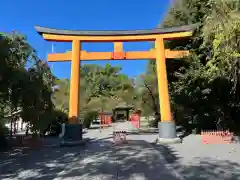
[157, 121, 181, 144]
[59, 123, 86, 146]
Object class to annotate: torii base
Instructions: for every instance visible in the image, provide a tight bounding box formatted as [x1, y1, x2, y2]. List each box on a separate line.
[59, 123, 86, 146]
[156, 121, 182, 144]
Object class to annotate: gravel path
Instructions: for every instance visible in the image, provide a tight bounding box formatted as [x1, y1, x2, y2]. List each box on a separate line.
[1, 123, 240, 180]
[156, 135, 240, 180]
[129, 133, 240, 180]
[54, 138, 182, 180]
[0, 123, 180, 180]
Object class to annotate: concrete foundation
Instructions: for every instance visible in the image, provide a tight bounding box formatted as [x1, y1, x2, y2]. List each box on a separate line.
[59, 123, 85, 146]
[157, 121, 181, 144]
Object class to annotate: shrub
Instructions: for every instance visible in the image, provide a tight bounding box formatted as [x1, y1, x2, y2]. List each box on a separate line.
[41, 109, 68, 136]
[149, 113, 160, 128]
[83, 111, 98, 129]
[0, 122, 9, 149]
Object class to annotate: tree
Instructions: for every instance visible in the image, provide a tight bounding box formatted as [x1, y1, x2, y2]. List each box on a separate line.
[20, 60, 55, 134]
[158, 0, 240, 132]
[0, 32, 56, 136]
[52, 78, 70, 113]
[52, 63, 136, 127]
[137, 0, 240, 131]
[135, 61, 159, 117]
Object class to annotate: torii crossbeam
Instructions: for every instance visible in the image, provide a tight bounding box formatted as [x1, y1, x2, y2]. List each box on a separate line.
[35, 24, 197, 145]
[47, 49, 189, 61]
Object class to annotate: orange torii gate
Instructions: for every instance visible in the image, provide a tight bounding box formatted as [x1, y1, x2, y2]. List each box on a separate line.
[35, 24, 197, 145]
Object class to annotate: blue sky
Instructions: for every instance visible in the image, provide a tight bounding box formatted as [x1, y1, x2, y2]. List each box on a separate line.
[1, 0, 170, 78]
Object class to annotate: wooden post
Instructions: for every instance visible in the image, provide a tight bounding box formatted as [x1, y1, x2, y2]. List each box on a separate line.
[155, 37, 172, 122]
[69, 40, 81, 124]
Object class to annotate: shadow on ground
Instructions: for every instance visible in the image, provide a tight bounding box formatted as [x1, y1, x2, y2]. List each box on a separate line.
[1, 136, 240, 180]
[0, 138, 180, 180]
[0, 143, 88, 180]
[54, 139, 180, 180]
[152, 143, 240, 180]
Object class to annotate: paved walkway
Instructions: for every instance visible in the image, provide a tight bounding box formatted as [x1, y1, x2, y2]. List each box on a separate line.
[0, 122, 182, 180]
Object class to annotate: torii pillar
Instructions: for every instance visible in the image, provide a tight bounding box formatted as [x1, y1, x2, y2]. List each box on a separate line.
[155, 37, 179, 143]
[35, 24, 197, 145]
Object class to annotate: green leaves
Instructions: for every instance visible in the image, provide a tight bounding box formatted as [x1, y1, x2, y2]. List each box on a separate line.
[0, 32, 56, 134]
[154, 0, 240, 131]
[52, 63, 135, 115]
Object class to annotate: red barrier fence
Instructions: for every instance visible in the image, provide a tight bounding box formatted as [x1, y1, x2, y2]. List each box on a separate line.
[99, 112, 112, 129]
[201, 130, 234, 144]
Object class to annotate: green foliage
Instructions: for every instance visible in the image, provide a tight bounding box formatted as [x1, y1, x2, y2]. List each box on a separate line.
[0, 32, 56, 135]
[157, 0, 240, 132]
[52, 78, 70, 113]
[41, 109, 68, 135]
[52, 63, 137, 129]
[134, 61, 159, 117]
[53, 63, 136, 114]
[0, 118, 9, 148]
[2, 0, 238, 134]
[136, 0, 240, 131]
[83, 110, 99, 128]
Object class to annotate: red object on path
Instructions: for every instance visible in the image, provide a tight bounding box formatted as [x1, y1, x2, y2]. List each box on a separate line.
[113, 131, 127, 144]
[129, 110, 141, 129]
